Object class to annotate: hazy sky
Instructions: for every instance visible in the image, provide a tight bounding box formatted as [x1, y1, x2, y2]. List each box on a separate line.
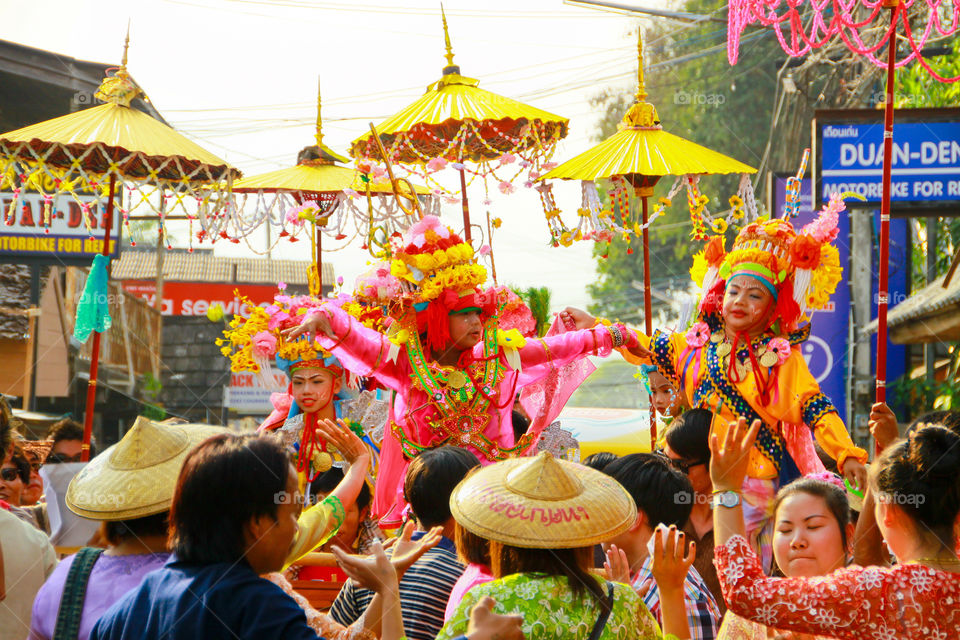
[1, 0, 663, 310]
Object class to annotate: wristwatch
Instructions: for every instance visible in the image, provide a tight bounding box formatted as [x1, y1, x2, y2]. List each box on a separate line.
[712, 490, 742, 509]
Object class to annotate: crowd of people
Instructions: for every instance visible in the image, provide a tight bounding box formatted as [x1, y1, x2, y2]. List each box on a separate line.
[2, 208, 959, 639]
[3, 391, 959, 639]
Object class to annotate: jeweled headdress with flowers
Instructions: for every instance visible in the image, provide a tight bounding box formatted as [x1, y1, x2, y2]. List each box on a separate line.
[383, 215, 495, 352]
[219, 290, 357, 392]
[389, 215, 488, 303]
[691, 193, 846, 332]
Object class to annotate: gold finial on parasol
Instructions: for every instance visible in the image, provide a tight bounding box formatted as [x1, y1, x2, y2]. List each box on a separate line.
[622, 29, 659, 129]
[121, 19, 130, 69]
[635, 28, 647, 102]
[441, 4, 459, 74]
[95, 23, 140, 107]
[315, 77, 325, 149]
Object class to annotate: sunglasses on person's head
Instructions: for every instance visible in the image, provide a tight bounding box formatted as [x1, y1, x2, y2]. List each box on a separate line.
[1, 467, 21, 482]
[666, 456, 707, 475]
[45, 452, 82, 464]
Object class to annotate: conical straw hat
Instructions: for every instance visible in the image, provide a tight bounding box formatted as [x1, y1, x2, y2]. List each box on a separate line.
[449, 451, 637, 549]
[67, 416, 225, 521]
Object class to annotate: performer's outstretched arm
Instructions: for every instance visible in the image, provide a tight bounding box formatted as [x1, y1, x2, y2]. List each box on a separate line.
[285, 304, 405, 391]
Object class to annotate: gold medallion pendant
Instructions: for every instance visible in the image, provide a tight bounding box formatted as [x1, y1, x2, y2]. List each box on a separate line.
[312, 451, 333, 473]
[446, 370, 468, 389]
[759, 350, 779, 368]
[716, 342, 732, 358]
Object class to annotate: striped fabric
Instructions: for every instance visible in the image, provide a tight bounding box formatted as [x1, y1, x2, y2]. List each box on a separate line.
[329, 533, 465, 640]
[631, 555, 721, 640]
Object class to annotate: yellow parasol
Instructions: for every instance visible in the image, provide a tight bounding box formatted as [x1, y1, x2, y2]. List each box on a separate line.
[230, 82, 431, 293]
[542, 30, 755, 446]
[350, 6, 568, 242]
[0, 32, 239, 461]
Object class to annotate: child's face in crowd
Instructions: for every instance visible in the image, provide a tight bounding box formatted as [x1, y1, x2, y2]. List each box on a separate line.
[291, 368, 339, 414]
[722, 275, 774, 336]
[773, 492, 848, 577]
[447, 309, 483, 351]
[648, 370, 683, 418]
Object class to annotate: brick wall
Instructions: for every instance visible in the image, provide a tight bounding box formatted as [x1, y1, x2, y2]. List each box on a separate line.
[160, 316, 231, 423]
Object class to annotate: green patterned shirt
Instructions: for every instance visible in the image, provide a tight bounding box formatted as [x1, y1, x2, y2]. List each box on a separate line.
[437, 573, 664, 640]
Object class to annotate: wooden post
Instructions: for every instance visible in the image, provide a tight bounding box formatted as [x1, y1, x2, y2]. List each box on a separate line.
[153, 189, 165, 379]
[459, 167, 471, 243]
[81, 175, 116, 462]
[22, 309, 39, 411]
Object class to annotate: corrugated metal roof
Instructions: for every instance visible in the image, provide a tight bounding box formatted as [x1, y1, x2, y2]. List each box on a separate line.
[863, 272, 960, 334]
[113, 249, 334, 285]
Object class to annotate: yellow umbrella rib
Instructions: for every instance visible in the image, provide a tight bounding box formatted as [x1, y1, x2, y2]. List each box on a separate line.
[1, 103, 234, 175]
[352, 79, 567, 145]
[232, 163, 429, 195]
[542, 128, 755, 182]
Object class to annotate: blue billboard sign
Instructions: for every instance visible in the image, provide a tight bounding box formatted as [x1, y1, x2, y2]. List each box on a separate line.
[818, 121, 960, 203]
[772, 176, 908, 425]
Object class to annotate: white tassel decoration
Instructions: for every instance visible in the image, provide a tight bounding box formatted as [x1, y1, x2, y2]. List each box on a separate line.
[793, 268, 813, 318]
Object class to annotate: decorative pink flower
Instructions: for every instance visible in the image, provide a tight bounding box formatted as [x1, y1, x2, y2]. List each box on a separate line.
[450, 162, 465, 171]
[277, 282, 287, 291]
[542, 161, 558, 171]
[767, 337, 792, 365]
[443, 194, 461, 205]
[482, 198, 493, 206]
[370, 166, 387, 181]
[426, 157, 448, 172]
[284, 201, 319, 226]
[805, 471, 845, 491]
[498, 181, 516, 195]
[252, 331, 278, 358]
[685, 321, 710, 348]
[499, 153, 517, 165]
[802, 193, 843, 243]
[477, 245, 491, 256]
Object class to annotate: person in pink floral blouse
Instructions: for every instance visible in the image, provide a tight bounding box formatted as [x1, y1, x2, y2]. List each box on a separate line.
[710, 416, 960, 640]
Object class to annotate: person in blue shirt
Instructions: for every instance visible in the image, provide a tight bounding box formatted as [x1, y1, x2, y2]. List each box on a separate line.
[90, 432, 522, 640]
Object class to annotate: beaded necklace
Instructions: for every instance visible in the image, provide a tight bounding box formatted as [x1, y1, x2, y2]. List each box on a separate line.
[392, 318, 534, 462]
[695, 332, 786, 472]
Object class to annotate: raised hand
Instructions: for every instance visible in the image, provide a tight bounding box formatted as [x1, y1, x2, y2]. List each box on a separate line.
[316, 418, 370, 467]
[331, 541, 398, 595]
[709, 416, 760, 493]
[281, 308, 333, 343]
[603, 544, 631, 585]
[466, 597, 524, 640]
[868, 401, 899, 452]
[389, 521, 443, 578]
[651, 525, 696, 640]
[650, 525, 696, 593]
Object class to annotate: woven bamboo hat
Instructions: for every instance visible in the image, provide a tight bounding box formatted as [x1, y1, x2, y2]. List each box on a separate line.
[67, 416, 225, 521]
[449, 451, 637, 549]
